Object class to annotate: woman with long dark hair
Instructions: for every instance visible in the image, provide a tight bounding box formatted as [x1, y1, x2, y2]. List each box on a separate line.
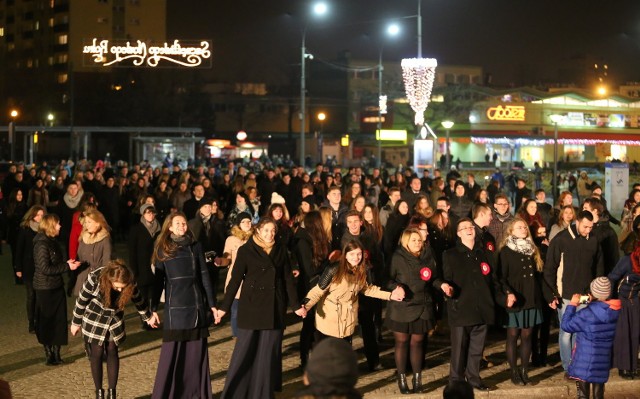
[70, 260, 159, 399]
[496, 218, 545, 385]
[151, 212, 217, 399]
[293, 210, 333, 368]
[15, 205, 46, 333]
[302, 239, 404, 344]
[217, 217, 305, 398]
[33, 214, 81, 365]
[7, 188, 28, 284]
[608, 246, 640, 379]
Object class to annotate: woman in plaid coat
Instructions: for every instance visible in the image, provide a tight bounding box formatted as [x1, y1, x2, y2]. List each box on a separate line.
[70, 260, 159, 399]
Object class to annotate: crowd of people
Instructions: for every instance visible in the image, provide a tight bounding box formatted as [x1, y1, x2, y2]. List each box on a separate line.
[0, 158, 639, 399]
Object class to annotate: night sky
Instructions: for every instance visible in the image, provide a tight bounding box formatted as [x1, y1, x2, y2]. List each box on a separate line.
[169, 0, 640, 87]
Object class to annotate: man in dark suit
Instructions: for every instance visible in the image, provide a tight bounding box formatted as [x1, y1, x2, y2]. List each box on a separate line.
[439, 218, 495, 392]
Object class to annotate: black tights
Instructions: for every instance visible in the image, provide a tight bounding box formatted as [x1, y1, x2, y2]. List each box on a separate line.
[393, 332, 424, 374]
[506, 327, 532, 369]
[90, 341, 119, 390]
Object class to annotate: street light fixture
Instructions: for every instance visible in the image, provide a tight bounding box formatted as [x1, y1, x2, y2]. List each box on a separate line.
[47, 113, 54, 125]
[317, 112, 326, 163]
[9, 109, 19, 161]
[300, 2, 328, 168]
[549, 114, 563, 202]
[441, 120, 454, 170]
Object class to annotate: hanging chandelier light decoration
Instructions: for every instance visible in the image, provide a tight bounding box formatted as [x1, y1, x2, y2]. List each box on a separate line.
[401, 58, 438, 126]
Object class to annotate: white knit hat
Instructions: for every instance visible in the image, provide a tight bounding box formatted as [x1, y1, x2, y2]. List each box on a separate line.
[271, 192, 286, 205]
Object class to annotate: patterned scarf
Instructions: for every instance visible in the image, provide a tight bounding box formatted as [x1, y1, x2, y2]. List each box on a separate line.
[506, 235, 535, 256]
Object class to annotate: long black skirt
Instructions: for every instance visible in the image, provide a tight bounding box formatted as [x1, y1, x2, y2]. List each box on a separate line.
[34, 287, 68, 346]
[152, 338, 212, 399]
[612, 297, 640, 371]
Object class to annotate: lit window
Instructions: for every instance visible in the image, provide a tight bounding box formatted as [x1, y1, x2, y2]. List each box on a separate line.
[57, 34, 67, 44]
[34, 21, 39, 30]
[49, 18, 54, 27]
[97, 17, 108, 23]
[57, 73, 68, 84]
[27, 59, 33, 68]
[48, 56, 54, 65]
[0, 27, 4, 37]
[50, 0, 55, 8]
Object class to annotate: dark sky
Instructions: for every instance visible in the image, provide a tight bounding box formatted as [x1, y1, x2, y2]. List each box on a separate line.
[169, 0, 640, 87]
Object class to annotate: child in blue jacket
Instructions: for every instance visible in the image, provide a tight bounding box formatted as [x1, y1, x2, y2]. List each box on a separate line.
[561, 277, 621, 399]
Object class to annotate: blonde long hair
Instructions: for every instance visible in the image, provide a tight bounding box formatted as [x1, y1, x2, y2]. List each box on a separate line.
[498, 217, 544, 271]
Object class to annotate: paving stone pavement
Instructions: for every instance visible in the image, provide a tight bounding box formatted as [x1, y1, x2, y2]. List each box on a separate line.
[0, 245, 639, 398]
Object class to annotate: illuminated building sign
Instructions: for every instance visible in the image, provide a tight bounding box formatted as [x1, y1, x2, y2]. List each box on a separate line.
[486, 105, 526, 121]
[82, 39, 212, 68]
[376, 129, 407, 141]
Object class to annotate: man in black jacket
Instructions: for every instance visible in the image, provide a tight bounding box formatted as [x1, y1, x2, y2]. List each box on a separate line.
[583, 197, 620, 275]
[440, 218, 496, 391]
[543, 210, 603, 372]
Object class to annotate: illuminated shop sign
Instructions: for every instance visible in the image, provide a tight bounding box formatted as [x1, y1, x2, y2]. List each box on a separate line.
[486, 105, 526, 121]
[82, 39, 212, 68]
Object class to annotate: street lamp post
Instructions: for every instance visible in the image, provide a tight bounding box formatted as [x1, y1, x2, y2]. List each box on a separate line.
[317, 111, 326, 163]
[9, 109, 19, 161]
[550, 114, 563, 202]
[376, 24, 400, 169]
[300, 2, 327, 169]
[441, 120, 454, 170]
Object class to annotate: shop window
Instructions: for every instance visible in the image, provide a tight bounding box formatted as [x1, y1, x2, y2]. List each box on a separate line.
[610, 145, 626, 161]
[563, 145, 585, 162]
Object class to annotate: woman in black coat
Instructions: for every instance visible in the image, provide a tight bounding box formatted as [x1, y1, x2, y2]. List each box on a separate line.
[7, 188, 28, 284]
[496, 217, 545, 386]
[382, 200, 411, 264]
[15, 205, 46, 333]
[217, 217, 306, 399]
[292, 211, 331, 368]
[386, 228, 442, 394]
[128, 203, 161, 313]
[151, 212, 217, 399]
[33, 214, 81, 365]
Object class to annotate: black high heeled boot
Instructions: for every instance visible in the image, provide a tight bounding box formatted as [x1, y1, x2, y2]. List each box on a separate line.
[106, 388, 116, 399]
[412, 372, 423, 393]
[576, 381, 590, 399]
[95, 388, 104, 399]
[51, 345, 63, 365]
[510, 368, 525, 386]
[520, 366, 534, 385]
[592, 383, 604, 399]
[396, 373, 410, 394]
[43, 345, 55, 366]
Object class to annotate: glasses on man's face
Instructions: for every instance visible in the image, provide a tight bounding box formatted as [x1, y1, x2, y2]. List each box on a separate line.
[457, 226, 475, 232]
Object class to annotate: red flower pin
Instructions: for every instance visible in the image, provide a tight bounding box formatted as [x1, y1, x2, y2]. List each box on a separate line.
[486, 242, 495, 252]
[420, 267, 432, 281]
[480, 262, 491, 275]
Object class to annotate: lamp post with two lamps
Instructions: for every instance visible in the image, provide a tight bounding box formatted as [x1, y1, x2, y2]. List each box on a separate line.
[300, 2, 328, 168]
[549, 114, 563, 201]
[441, 120, 454, 170]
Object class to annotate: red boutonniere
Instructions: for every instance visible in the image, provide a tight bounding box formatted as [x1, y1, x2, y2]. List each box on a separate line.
[486, 242, 495, 252]
[480, 262, 491, 275]
[420, 267, 432, 281]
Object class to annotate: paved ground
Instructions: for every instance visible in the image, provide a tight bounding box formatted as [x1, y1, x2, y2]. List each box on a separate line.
[0, 243, 639, 398]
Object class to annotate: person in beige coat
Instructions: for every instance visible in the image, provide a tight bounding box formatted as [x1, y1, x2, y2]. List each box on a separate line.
[303, 239, 405, 342]
[214, 212, 253, 337]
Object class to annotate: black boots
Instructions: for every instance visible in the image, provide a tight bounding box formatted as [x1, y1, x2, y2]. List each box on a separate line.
[412, 372, 423, 393]
[43, 346, 55, 366]
[96, 389, 104, 399]
[576, 381, 590, 399]
[520, 366, 534, 385]
[510, 368, 525, 385]
[51, 345, 63, 364]
[396, 373, 410, 394]
[107, 388, 116, 399]
[592, 383, 604, 399]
